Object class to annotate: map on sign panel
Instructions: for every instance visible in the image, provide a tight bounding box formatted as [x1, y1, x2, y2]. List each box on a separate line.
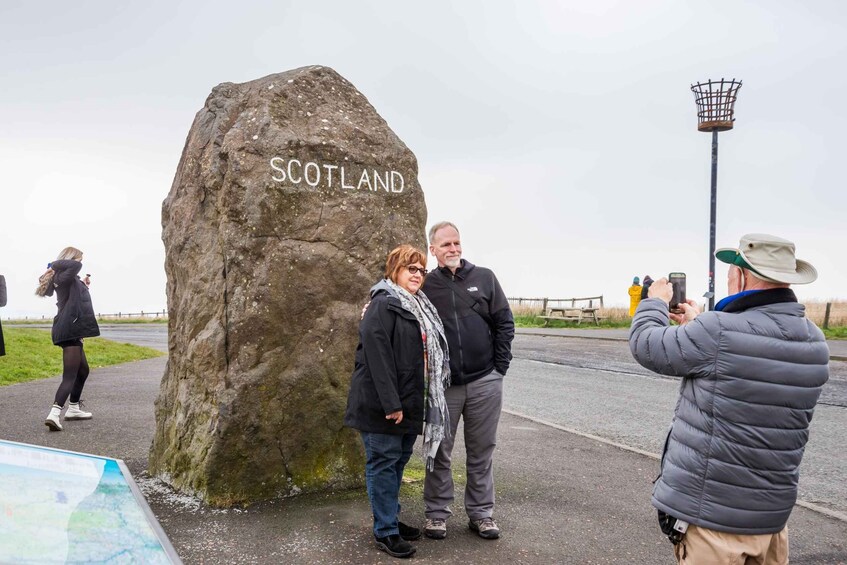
[0, 440, 180, 564]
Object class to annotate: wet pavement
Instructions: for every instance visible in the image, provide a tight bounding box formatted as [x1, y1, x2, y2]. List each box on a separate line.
[1, 325, 846, 563]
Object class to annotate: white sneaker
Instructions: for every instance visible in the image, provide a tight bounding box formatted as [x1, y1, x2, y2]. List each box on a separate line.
[65, 401, 93, 420]
[45, 404, 63, 431]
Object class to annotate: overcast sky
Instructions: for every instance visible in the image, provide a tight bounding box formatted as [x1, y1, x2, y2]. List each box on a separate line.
[2, 0, 845, 319]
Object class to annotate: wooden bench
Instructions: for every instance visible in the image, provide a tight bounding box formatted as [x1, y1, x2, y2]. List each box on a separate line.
[537, 296, 604, 326]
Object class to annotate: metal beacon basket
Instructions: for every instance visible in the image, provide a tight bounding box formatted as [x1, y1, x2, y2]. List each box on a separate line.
[690, 78, 742, 132]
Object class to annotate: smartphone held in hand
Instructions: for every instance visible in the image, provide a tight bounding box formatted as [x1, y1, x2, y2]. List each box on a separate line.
[669, 272, 686, 314]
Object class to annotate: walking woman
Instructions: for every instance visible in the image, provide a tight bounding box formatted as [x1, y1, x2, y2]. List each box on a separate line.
[35, 247, 100, 431]
[0, 274, 7, 357]
[344, 244, 451, 559]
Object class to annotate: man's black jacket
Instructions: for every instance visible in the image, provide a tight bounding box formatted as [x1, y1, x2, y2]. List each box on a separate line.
[422, 260, 514, 385]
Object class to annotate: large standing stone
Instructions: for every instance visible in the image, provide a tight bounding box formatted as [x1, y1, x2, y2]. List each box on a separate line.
[150, 66, 427, 506]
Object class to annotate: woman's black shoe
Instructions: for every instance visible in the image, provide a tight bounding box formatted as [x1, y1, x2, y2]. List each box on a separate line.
[398, 521, 422, 541]
[375, 534, 416, 558]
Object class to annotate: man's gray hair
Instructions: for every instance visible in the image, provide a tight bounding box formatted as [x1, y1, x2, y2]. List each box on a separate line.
[428, 221, 460, 244]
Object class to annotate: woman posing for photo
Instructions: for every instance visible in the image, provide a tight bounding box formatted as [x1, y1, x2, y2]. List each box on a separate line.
[344, 244, 451, 559]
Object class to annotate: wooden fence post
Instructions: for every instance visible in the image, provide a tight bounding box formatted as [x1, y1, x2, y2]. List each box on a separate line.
[541, 297, 548, 315]
[823, 302, 832, 330]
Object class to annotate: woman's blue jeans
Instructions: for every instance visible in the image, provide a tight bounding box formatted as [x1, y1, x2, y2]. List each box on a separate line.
[360, 431, 417, 538]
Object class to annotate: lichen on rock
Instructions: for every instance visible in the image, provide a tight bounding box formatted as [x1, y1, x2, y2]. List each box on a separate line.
[150, 65, 427, 506]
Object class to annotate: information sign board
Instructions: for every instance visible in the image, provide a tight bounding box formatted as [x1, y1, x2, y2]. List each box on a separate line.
[0, 440, 181, 564]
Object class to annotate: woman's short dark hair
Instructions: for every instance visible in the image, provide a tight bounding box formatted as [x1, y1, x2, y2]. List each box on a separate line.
[384, 244, 427, 283]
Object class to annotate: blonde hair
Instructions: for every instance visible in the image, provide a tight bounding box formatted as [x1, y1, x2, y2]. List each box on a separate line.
[35, 247, 84, 297]
[384, 244, 427, 283]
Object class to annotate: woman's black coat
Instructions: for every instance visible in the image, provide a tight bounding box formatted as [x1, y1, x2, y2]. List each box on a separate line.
[47, 260, 100, 345]
[0, 274, 6, 356]
[344, 288, 426, 436]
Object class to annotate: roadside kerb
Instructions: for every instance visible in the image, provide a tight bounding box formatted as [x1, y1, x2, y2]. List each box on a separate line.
[504, 408, 847, 525]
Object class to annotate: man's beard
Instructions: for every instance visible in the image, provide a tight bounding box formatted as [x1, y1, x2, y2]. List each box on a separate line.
[444, 256, 461, 269]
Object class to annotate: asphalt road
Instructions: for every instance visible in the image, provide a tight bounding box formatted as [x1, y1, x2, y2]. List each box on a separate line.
[506, 334, 847, 517]
[7, 323, 170, 353]
[96, 324, 169, 352]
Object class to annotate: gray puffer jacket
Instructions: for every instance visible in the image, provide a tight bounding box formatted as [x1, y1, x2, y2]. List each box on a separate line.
[630, 290, 829, 534]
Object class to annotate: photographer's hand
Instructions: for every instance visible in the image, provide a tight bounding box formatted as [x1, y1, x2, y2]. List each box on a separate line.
[670, 300, 700, 325]
[647, 277, 673, 305]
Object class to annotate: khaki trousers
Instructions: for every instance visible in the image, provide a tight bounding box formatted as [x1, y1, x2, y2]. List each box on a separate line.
[674, 524, 788, 565]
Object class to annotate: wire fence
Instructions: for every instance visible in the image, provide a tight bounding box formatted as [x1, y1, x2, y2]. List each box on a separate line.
[4, 310, 169, 322]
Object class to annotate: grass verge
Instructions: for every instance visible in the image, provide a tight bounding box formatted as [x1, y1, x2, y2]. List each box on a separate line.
[515, 315, 845, 338]
[0, 327, 165, 386]
[6, 317, 168, 325]
[823, 327, 847, 340]
[514, 314, 632, 329]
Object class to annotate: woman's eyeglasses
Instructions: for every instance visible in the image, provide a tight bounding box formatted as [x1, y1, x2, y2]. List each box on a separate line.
[407, 265, 428, 276]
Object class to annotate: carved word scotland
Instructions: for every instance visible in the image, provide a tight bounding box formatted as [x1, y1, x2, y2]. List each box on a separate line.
[270, 158, 405, 193]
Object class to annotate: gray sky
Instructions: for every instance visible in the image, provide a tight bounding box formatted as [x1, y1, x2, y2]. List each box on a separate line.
[2, 0, 845, 318]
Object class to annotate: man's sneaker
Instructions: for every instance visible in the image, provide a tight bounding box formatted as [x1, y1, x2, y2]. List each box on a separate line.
[64, 401, 92, 420]
[45, 404, 63, 431]
[424, 518, 447, 540]
[398, 521, 421, 541]
[374, 534, 416, 558]
[469, 517, 500, 539]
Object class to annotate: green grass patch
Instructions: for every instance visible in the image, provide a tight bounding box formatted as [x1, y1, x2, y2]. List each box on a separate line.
[515, 314, 847, 336]
[514, 314, 632, 329]
[823, 327, 847, 340]
[399, 455, 467, 499]
[6, 317, 167, 325]
[0, 327, 165, 386]
[95, 317, 168, 324]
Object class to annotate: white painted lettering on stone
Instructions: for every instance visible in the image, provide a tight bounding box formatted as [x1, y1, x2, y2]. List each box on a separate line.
[374, 170, 389, 192]
[304, 162, 320, 187]
[323, 164, 338, 188]
[357, 169, 373, 192]
[390, 171, 404, 193]
[269, 158, 405, 194]
[270, 157, 286, 182]
[340, 167, 355, 190]
[287, 159, 302, 184]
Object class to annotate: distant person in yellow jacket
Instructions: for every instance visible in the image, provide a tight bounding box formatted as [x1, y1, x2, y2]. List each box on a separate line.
[628, 276, 642, 317]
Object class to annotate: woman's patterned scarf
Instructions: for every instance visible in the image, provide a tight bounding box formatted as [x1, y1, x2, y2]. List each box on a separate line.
[385, 278, 451, 470]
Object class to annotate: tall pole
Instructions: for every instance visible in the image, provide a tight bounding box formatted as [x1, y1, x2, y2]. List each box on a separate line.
[691, 78, 741, 312]
[708, 129, 718, 311]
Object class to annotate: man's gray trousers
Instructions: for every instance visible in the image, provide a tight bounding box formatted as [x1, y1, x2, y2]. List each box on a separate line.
[423, 370, 503, 521]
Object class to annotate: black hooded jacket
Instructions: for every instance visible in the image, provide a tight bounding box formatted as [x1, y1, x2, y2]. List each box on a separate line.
[422, 260, 514, 385]
[0, 274, 6, 356]
[47, 260, 100, 345]
[344, 281, 426, 435]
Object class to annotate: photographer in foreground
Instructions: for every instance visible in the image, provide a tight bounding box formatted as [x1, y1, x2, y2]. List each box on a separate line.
[629, 234, 829, 564]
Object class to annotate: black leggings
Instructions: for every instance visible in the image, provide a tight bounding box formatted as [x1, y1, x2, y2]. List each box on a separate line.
[53, 344, 90, 406]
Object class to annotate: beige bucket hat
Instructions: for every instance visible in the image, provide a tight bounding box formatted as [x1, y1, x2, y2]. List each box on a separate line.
[715, 233, 817, 284]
